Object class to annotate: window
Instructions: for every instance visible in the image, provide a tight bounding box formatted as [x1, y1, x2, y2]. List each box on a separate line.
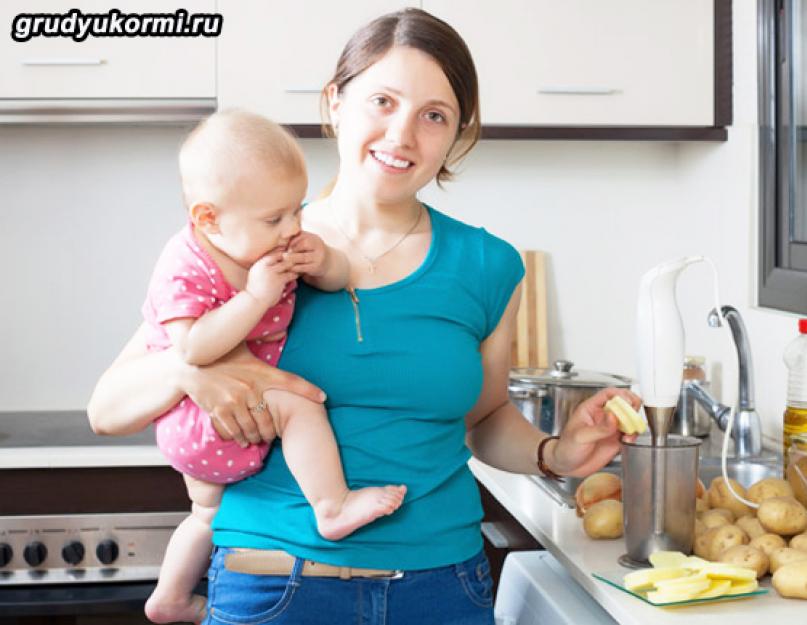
[760, 0, 807, 312]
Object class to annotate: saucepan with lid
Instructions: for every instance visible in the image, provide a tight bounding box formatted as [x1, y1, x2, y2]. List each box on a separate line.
[509, 360, 632, 435]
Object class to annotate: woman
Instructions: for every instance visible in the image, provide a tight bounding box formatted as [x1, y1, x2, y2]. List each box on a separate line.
[89, 8, 640, 625]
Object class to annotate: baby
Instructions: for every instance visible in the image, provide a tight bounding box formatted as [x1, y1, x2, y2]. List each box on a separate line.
[141, 110, 406, 625]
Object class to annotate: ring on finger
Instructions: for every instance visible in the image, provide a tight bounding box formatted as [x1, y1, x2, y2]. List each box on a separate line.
[248, 400, 266, 416]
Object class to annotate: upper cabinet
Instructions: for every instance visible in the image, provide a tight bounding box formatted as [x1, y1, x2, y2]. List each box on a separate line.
[0, 1, 215, 99]
[422, 0, 717, 127]
[217, 1, 417, 124]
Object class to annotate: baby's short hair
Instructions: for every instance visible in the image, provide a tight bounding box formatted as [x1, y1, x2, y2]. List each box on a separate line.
[178, 109, 306, 208]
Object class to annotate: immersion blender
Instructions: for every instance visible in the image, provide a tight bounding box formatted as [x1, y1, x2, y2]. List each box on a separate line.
[635, 256, 705, 543]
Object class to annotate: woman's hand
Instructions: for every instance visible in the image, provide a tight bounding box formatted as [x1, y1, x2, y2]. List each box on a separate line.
[183, 344, 326, 447]
[549, 387, 642, 478]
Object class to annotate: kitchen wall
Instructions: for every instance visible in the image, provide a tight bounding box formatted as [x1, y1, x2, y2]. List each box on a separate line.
[0, 2, 795, 447]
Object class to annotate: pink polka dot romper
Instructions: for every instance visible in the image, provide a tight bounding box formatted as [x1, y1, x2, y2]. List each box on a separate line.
[142, 224, 296, 484]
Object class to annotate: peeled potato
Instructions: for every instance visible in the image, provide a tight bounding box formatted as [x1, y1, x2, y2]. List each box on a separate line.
[719, 545, 769, 578]
[708, 524, 749, 561]
[701, 509, 732, 530]
[708, 478, 754, 519]
[786, 456, 807, 507]
[603, 395, 646, 434]
[575, 472, 621, 517]
[749, 533, 788, 557]
[583, 499, 623, 539]
[748, 477, 794, 504]
[770, 547, 807, 573]
[790, 532, 807, 552]
[736, 515, 766, 540]
[772, 560, 807, 599]
[758, 496, 807, 536]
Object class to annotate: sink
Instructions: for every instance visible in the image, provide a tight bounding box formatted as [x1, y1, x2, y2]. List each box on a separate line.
[529, 455, 783, 509]
[698, 457, 782, 488]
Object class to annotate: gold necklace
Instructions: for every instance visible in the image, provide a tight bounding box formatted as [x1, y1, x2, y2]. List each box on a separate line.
[333, 202, 424, 274]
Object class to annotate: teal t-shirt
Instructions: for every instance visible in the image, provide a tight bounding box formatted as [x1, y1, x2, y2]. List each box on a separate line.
[212, 206, 525, 570]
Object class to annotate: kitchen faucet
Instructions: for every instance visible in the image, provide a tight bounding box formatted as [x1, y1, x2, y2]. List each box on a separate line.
[680, 305, 762, 458]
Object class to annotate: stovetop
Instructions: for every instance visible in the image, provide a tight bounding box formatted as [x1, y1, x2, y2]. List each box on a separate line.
[0, 411, 154, 448]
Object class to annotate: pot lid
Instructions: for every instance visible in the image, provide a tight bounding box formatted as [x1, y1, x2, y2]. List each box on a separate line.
[509, 359, 632, 388]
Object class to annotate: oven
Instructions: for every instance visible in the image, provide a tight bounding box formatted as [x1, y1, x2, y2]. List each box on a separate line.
[0, 411, 193, 624]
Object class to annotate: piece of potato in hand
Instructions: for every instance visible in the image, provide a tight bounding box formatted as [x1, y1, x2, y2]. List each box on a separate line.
[603, 395, 646, 435]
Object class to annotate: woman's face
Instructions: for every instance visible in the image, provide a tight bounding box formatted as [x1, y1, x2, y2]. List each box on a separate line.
[329, 46, 461, 205]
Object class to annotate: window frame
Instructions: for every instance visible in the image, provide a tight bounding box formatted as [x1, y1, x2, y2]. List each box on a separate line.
[759, 0, 807, 312]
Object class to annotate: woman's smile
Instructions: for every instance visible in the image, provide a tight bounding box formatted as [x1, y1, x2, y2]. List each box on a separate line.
[369, 149, 415, 172]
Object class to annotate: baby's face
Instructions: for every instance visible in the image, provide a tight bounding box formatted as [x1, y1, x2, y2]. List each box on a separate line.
[213, 167, 307, 267]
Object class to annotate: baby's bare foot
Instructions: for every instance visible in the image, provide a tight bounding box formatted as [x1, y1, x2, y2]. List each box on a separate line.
[315, 485, 407, 541]
[145, 591, 206, 625]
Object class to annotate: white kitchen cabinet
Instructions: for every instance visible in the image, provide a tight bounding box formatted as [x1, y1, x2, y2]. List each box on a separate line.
[217, 1, 416, 124]
[422, 0, 715, 127]
[0, 1, 215, 99]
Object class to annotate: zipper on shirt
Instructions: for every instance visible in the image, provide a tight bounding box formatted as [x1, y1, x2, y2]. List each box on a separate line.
[347, 287, 364, 343]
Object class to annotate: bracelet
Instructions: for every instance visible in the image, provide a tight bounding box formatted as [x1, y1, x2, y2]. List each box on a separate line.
[536, 435, 564, 482]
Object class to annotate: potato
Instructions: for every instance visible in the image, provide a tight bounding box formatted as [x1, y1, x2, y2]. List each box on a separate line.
[749, 533, 788, 557]
[701, 509, 732, 530]
[575, 472, 621, 517]
[695, 519, 707, 537]
[770, 547, 807, 573]
[736, 515, 766, 540]
[694, 527, 718, 559]
[696, 478, 706, 500]
[758, 496, 807, 536]
[786, 456, 807, 507]
[772, 560, 807, 599]
[696, 498, 710, 513]
[719, 545, 769, 578]
[790, 532, 807, 552]
[748, 477, 794, 504]
[708, 477, 754, 519]
[583, 499, 623, 539]
[708, 524, 749, 561]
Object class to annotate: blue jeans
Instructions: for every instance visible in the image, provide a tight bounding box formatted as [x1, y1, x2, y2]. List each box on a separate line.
[203, 546, 494, 625]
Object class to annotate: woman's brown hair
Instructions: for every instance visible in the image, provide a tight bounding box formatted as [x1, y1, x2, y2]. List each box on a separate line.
[321, 8, 481, 186]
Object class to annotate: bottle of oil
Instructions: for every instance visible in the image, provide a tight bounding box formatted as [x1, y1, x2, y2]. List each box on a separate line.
[784, 319, 807, 467]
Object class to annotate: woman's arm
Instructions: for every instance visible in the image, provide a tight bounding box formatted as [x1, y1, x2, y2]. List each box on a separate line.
[87, 323, 326, 444]
[464, 286, 641, 478]
[87, 323, 188, 436]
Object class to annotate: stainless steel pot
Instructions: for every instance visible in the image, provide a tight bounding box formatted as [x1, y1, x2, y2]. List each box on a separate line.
[509, 360, 632, 435]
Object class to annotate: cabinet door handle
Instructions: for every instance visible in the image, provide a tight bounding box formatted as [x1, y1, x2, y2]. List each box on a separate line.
[22, 58, 105, 66]
[284, 87, 322, 94]
[538, 86, 620, 95]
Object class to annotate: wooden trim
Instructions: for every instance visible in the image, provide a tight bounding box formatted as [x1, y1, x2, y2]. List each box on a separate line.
[2, 467, 189, 515]
[288, 124, 728, 142]
[478, 126, 728, 141]
[714, 0, 734, 126]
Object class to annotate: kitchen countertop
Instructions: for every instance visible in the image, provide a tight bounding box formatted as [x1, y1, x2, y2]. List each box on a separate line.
[0, 411, 167, 468]
[469, 457, 804, 624]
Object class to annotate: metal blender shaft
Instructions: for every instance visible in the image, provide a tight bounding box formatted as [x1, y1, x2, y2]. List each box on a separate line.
[645, 406, 676, 536]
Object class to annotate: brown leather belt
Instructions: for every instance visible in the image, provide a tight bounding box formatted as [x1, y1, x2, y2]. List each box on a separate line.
[224, 549, 404, 580]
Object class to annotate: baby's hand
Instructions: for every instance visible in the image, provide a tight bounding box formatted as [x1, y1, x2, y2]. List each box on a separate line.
[246, 254, 296, 306]
[286, 232, 329, 278]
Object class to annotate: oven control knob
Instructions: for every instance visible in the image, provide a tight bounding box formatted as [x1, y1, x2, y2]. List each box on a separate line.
[0, 543, 12, 567]
[62, 541, 85, 566]
[23, 542, 47, 567]
[96, 539, 119, 565]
